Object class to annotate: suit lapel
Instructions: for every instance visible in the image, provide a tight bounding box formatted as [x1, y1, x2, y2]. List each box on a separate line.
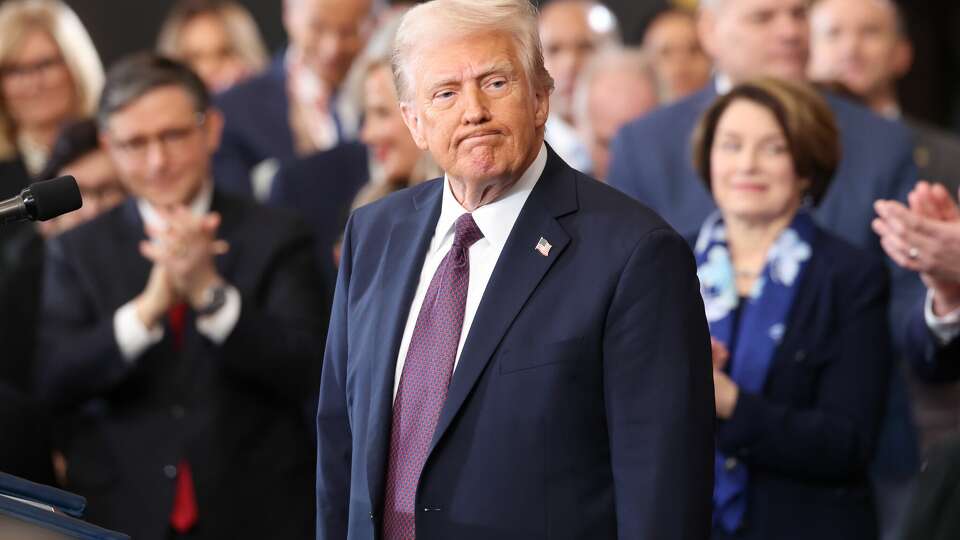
[429, 149, 578, 453]
[366, 182, 443, 515]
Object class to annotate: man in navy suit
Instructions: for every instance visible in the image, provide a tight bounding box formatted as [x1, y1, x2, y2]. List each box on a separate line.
[38, 55, 326, 540]
[315, 1, 715, 539]
[213, 0, 374, 199]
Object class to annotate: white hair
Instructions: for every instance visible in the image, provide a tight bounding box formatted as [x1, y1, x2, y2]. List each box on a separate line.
[572, 46, 658, 137]
[391, 0, 554, 103]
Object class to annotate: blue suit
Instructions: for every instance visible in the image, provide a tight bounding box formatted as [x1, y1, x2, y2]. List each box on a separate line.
[905, 304, 960, 384]
[608, 84, 923, 480]
[316, 148, 715, 539]
[269, 141, 369, 293]
[213, 57, 295, 198]
[695, 228, 892, 540]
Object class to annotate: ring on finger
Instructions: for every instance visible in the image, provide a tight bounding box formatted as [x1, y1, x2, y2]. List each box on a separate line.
[907, 246, 920, 260]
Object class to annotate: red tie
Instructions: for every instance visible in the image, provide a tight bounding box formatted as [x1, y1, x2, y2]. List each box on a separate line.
[167, 303, 198, 533]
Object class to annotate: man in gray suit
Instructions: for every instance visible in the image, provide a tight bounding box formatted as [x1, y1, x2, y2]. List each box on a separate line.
[810, 0, 960, 197]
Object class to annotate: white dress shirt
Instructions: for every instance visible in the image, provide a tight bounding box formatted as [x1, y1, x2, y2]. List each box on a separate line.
[924, 289, 960, 346]
[113, 181, 242, 362]
[392, 143, 548, 398]
[545, 115, 592, 174]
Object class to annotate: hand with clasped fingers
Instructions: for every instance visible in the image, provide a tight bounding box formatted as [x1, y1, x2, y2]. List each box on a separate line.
[133, 206, 230, 328]
[873, 181, 960, 317]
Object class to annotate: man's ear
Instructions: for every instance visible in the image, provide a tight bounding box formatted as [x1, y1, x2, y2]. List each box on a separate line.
[892, 39, 913, 79]
[533, 84, 550, 128]
[399, 101, 429, 150]
[203, 108, 225, 153]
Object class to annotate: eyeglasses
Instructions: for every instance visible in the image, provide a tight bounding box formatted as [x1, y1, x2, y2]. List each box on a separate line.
[0, 56, 65, 81]
[109, 114, 206, 160]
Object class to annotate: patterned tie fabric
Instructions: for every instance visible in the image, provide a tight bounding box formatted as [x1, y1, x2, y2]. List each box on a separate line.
[167, 302, 199, 533]
[382, 213, 484, 540]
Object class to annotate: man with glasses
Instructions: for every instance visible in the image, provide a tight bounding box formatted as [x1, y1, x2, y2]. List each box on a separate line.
[37, 53, 327, 540]
[213, 0, 375, 200]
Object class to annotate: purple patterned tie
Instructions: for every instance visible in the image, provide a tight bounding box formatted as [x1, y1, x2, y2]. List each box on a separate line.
[382, 213, 484, 540]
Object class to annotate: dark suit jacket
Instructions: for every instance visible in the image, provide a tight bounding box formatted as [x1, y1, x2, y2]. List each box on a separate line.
[901, 432, 960, 540]
[213, 57, 296, 198]
[701, 228, 892, 540]
[905, 304, 960, 384]
[37, 190, 326, 540]
[269, 141, 369, 292]
[0, 156, 30, 199]
[608, 85, 923, 479]
[316, 148, 715, 540]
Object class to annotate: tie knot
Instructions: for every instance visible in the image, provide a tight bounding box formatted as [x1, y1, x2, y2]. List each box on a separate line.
[453, 213, 483, 249]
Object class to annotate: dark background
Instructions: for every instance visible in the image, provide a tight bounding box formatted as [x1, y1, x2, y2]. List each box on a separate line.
[4, 0, 957, 130]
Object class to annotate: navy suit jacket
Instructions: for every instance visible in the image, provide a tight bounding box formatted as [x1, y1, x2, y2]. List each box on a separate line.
[37, 190, 326, 540]
[269, 141, 369, 292]
[213, 57, 296, 198]
[905, 304, 960, 383]
[699, 228, 892, 540]
[316, 148, 715, 540]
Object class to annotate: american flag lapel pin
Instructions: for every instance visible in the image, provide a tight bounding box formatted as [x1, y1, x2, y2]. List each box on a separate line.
[535, 237, 552, 257]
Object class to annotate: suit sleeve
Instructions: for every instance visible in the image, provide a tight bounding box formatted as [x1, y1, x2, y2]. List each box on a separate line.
[216, 221, 328, 400]
[905, 300, 960, 382]
[603, 227, 714, 540]
[717, 261, 893, 481]
[36, 237, 139, 408]
[212, 112, 256, 198]
[315, 214, 355, 540]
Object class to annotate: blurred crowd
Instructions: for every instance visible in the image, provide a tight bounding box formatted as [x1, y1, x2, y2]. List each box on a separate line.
[0, 0, 958, 539]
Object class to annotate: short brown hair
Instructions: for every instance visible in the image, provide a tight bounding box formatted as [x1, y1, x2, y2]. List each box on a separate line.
[691, 77, 840, 206]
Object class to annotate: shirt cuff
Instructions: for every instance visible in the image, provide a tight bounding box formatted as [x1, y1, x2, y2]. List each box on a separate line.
[195, 285, 242, 345]
[925, 289, 960, 346]
[114, 300, 164, 362]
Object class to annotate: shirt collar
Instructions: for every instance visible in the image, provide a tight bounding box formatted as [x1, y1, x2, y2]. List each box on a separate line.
[433, 142, 547, 252]
[136, 180, 214, 230]
[715, 72, 734, 96]
[16, 132, 48, 176]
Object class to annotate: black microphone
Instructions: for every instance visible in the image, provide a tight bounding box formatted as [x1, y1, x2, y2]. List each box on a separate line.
[0, 175, 82, 225]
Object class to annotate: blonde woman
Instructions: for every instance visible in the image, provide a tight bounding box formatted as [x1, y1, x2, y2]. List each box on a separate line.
[0, 0, 103, 196]
[157, 0, 268, 93]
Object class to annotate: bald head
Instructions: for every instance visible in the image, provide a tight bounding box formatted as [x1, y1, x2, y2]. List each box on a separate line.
[283, 0, 375, 88]
[539, 0, 620, 123]
[574, 48, 658, 180]
[808, 0, 910, 112]
[697, 0, 810, 83]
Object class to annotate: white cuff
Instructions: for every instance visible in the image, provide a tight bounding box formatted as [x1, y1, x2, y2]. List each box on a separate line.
[114, 301, 164, 362]
[195, 285, 242, 345]
[925, 289, 960, 346]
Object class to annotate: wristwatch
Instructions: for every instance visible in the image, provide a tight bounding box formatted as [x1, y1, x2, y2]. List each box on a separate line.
[195, 284, 229, 317]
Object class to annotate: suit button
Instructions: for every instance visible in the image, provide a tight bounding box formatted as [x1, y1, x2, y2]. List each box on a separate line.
[724, 457, 739, 471]
[171, 405, 185, 419]
[163, 464, 177, 479]
[794, 350, 806, 363]
[369, 512, 374, 520]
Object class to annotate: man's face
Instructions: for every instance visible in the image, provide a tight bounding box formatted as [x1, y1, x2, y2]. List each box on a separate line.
[585, 71, 658, 180]
[284, 0, 371, 89]
[808, 0, 909, 99]
[539, 2, 607, 120]
[400, 31, 549, 187]
[102, 86, 222, 208]
[700, 0, 810, 82]
[643, 13, 711, 101]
